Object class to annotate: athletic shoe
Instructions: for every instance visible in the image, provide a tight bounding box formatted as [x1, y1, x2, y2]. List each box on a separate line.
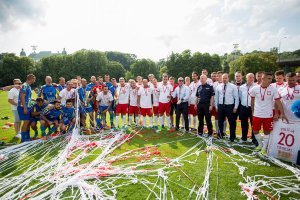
[156, 127, 162, 133]
[122, 126, 127, 131]
[255, 146, 262, 151]
[197, 133, 203, 137]
[261, 149, 267, 156]
[15, 133, 21, 139]
[113, 127, 119, 131]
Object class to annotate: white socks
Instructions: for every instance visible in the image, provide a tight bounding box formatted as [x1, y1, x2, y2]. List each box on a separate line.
[215, 120, 219, 133]
[135, 116, 138, 125]
[116, 116, 119, 128]
[149, 117, 153, 127]
[128, 115, 132, 124]
[255, 134, 263, 147]
[143, 117, 146, 126]
[122, 115, 126, 126]
[167, 116, 171, 127]
[262, 134, 270, 151]
[153, 116, 158, 126]
[223, 120, 227, 133]
[193, 116, 197, 128]
[159, 116, 164, 126]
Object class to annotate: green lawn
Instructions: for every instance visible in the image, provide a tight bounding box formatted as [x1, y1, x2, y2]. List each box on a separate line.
[0, 91, 299, 199]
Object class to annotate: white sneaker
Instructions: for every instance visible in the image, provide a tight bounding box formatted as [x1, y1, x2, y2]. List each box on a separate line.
[15, 133, 21, 138]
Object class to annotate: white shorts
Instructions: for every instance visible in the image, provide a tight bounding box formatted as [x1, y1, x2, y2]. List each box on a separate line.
[12, 110, 20, 123]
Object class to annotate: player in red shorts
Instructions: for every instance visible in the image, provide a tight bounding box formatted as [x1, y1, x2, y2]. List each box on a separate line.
[137, 79, 153, 128]
[152, 78, 160, 129]
[250, 72, 288, 155]
[157, 74, 173, 132]
[189, 72, 200, 131]
[128, 79, 139, 126]
[114, 77, 130, 130]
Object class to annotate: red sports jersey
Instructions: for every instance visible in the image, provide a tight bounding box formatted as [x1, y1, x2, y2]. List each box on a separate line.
[171, 83, 178, 103]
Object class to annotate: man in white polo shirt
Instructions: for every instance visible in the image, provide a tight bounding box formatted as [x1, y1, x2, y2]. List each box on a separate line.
[128, 79, 139, 126]
[250, 72, 288, 155]
[8, 79, 22, 138]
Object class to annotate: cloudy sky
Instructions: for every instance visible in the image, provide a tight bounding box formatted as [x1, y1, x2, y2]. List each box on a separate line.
[0, 0, 299, 60]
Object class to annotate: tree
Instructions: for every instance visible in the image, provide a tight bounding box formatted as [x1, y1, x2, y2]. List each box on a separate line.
[106, 51, 136, 71]
[106, 61, 126, 80]
[130, 59, 159, 79]
[229, 52, 278, 79]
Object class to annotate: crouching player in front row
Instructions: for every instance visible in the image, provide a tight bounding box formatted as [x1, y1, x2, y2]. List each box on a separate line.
[40, 99, 62, 140]
[30, 97, 48, 138]
[60, 99, 76, 133]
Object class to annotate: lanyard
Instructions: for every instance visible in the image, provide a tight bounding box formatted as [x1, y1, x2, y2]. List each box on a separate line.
[120, 86, 126, 94]
[144, 87, 149, 96]
[260, 86, 268, 101]
[287, 86, 295, 100]
[162, 85, 168, 93]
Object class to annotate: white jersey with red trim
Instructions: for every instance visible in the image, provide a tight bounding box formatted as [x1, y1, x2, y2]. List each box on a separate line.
[129, 87, 139, 106]
[270, 82, 287, 89]
[138, 87, 153, 108]
[157, 83, 173, 103]
[189, 80, 201, 105]
[206, 78, 213, 86]
[278, 85, 300, 122]
[153, 87, 160, 106]
[116, 84, 130, 104]
[249, 85, 280, 118]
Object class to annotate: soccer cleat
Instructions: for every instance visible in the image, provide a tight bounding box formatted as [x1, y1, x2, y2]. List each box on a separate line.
[197, 133, 203, 137]
[113, 127, 119, 131]
[255, 146, 262, 151]
[260, 149, 267, 156]
[15, 133, 21, 139]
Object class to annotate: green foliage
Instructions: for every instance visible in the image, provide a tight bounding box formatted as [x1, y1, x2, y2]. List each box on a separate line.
[165, 50, 222, 78]
[130, 58, 159, 79]
[106, 61, 126, 80]
[229, 52, 278, 79]
[106, 51, 136, 71]
[0, 53, 34, 86]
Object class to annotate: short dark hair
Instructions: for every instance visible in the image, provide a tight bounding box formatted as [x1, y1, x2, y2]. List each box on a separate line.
[36, 97, 43, 102]
[202, 68, 208, 72]
[53, 99, 61, 104]
[192, 72, 199, 77]
[286, 72, 296, 78]
[26, 74, 36, 80]
[262, 72, 273, 76]
[275, 70, 285, 76]
[256, 71, 264, 75]
[66, 99, 73, 104]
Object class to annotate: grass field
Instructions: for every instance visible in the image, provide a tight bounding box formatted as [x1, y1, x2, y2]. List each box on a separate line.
[0, 91, 299, 199]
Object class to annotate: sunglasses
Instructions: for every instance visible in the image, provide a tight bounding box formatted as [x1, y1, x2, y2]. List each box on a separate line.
[178, 80, 184, 82]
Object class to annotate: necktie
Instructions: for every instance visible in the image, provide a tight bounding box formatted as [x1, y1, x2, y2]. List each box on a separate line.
[223, 84, 226, 105]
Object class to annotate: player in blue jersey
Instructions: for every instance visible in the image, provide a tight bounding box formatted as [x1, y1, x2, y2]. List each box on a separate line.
[108, 78, 118, 128]
[104, 74, 112, 88]
[60, 99, 75, 133]
[78, 78, 94, 129]
[56, 77, 66, 92]
[38, 76, 57, 104]
[40, 99, 62, 140]
[18, 74, 36, 142]
[30, 98, 48, 138]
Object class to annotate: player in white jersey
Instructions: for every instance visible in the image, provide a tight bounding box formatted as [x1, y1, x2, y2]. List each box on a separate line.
[148, 74, 155, 88]
[278, 72, 300, 122]
[114, 77, 130, 130]
[189, 72, 200, 131]
[270, 70, 287, 89]
[96, 85, 114, 128]
[157, 74, 173, 131]
[128, 79, 140, 126]
[136, 76, 143, 88]
[152, 78, 160, 128]
[249, 72, 288, 155]
[137, 79, 154, 127]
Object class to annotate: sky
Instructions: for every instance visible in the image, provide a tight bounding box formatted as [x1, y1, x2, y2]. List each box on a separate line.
[0, 0, 299, 61]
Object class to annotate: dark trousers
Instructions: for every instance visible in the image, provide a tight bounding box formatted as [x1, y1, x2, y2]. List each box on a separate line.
[232, 104, 240, 135]
[197, 103, 213, 135]
[176, 102, 189, 131]
[239, 105, 258, 145]
[218, 104, 236, 141]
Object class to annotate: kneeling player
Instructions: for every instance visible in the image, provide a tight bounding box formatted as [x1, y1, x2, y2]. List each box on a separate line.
[61, 99, 75, 133]
[40, 99, 62, 140]
[30, 97, 48, 138]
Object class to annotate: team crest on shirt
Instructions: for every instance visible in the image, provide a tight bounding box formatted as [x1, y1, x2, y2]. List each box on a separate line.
[267, 91, 271, 95]
[294, 90, 299, 94]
